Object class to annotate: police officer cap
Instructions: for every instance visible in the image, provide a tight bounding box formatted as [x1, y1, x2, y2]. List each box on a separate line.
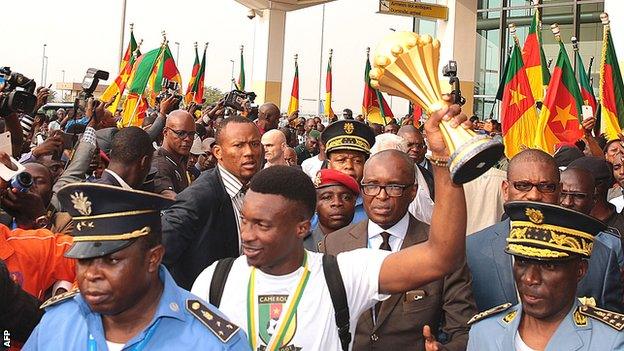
[504, 201, 606, 261]
[57, 183, 174, 259]
[321, 120, 376, 156]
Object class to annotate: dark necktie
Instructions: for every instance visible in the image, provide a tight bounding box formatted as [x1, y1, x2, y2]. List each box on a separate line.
[379, 232, 391, 251]
[374, 232, 392, 320]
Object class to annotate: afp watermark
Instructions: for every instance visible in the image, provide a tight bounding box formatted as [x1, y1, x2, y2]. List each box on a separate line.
[1, 329, 10, 350]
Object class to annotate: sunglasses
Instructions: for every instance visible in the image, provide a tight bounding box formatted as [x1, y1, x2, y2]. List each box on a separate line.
[511, 181, 558, 194]
[166, 127, 196, 139]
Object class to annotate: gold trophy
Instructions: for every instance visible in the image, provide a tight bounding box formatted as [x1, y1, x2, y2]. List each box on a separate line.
[370, 32, 504, 184]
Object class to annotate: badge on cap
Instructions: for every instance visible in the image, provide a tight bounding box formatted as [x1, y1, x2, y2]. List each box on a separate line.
[344, 122, 354, 135]
[313, 172, 322, 187]
[70, 192, 92, 216]
[525, 208, 544, 224]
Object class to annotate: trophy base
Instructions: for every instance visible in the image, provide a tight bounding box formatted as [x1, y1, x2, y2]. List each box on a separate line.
[449, 134, 505, 184]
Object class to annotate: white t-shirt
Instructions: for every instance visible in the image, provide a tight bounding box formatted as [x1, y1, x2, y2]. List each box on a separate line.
[301, 155, 324, 180]
[105, 341, 124, 351]
[191, 249, 391, 350]
[514, 331, 538, 351]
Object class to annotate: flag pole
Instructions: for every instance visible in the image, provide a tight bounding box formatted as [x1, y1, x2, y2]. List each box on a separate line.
[364, 47, 370, 121]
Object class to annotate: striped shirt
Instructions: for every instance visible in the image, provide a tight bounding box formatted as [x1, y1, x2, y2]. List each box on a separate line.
[218, 164, 245, 251]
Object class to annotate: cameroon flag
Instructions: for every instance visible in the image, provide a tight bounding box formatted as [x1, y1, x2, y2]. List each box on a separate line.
[362, 50, 393, 125]
[522, 9, 550, 102]
[184, 45, 200, 104]
[574, 49, 597, 117]
[599, 15, 624, 140]
[501, 42, 539, 158]
[149, 44, 182, 104]
[101, 29, 139, 113]
[192, 44, 207, 104]
[287, 57, 299, 115]
[534, 40, 584, 154]
[120, 47, 162, 127]
[324, 51, 334, 117]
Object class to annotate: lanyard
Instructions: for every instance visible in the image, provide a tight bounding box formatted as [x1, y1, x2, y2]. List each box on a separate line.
[247, 253, 310, 351]
[88, 318, 161, 351]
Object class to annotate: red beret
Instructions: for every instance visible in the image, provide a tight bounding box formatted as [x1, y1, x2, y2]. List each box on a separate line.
[313, 169, 360, 195]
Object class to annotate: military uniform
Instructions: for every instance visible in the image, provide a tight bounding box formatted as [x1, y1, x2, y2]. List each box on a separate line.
[23, 183, 250, 351]
[467, 201, 624, 351]
[24, 266, 250, 350]
[467, 299, 624, 350]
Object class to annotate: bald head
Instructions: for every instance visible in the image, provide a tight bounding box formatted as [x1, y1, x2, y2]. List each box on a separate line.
[258, 103, 281, 131]
[163, 109, 196, 157]
[364, 149, 415, 185]
[508, 149, 559, 182]
[261, 129, 287, 165]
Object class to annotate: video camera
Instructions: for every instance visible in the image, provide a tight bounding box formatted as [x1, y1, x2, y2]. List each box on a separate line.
[0, 67, 37, 116]
[75, 68, 109, 115]
[223, 89, 257, 112]
[442, 60, 466, 106]
[155, 78, 182, 105]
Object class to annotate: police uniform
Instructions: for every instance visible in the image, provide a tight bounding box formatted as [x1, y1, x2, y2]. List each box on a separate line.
[310, 120, 376, 230]
[23, 183, 250, 351]
[467, 201, 624, 350]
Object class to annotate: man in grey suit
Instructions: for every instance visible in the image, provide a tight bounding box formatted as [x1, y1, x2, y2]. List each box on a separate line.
[467, 149, 624, 313]
[467, 201, 624, 350]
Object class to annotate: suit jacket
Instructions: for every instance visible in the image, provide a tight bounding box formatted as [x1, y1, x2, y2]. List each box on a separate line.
[303, 227, 325, 252]
[162, 167, 239, 289]
[467, 219, 624, 313]
[320, 215, 476, 351]
[467, 300, 624, 350]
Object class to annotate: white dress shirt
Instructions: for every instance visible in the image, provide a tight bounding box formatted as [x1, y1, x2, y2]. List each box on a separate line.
[218, 164, 245, 251]
[367, 213, 410, 252]
[104, 169, 132, 190]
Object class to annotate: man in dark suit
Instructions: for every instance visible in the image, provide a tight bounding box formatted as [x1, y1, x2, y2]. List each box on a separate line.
[162, 116, 264, 289]
[467, 149, 624, 313]
[321, 150, 475, 350]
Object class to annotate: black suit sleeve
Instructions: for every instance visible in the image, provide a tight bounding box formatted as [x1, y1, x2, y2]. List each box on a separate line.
[0, 260, 43, 343]
[161, 173, 215, 267]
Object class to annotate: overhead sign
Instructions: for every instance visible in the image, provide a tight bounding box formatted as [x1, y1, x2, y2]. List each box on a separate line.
[379, 0, 448, 21]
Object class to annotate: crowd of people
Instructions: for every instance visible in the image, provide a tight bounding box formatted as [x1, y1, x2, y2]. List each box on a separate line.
[1, 82, 624, 351]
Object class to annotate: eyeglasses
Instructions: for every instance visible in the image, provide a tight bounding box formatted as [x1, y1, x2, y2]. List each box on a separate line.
[511, 181, 558, 194]
[560, 191, 589, 201]
[360, 183, 412, 197]
[166, 127, 196, 140]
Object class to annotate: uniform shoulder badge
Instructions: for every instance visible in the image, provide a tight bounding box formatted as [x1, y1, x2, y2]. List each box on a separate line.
[467, 302, 512, 325]
[186, 299, 240, 343]
[577, 300, 624, 331]
[40, 288, 79, 309]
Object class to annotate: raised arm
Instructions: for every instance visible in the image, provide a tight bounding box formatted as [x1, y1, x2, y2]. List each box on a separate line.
[379, 100, 468, 294]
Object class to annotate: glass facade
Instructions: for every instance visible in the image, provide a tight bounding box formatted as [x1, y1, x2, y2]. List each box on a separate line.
[474, 0, 605, 120]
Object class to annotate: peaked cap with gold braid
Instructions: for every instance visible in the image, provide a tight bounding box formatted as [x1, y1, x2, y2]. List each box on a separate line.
[58, 183, 174, 259]
[504, 201, 606, 261]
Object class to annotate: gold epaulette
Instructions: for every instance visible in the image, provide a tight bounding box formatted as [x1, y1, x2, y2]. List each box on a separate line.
[186, 299, 240, 343]
[577, 301, 624, 331]
[467, 302, 512, 325]
[40, 288, 79, 309]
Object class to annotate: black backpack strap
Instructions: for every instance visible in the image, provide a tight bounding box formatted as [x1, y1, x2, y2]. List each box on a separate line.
[208, 257, 236, 308]
[322, 254, 351, 351]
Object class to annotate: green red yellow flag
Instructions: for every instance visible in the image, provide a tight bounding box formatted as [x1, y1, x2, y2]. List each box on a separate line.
[101, 28, 140, 113]
[362, 48, 393, 125]
[324, 49, 334, 117]
[192, 44, 208, 104]
[534, 30, 584, 154]
[184, 44, 201, 104]
[120, 47, 162, 127]
[522, 8, 550, 102]
[501, 30, 539, 158]
[599, 13, 624, 140]
[572, 39, 598, 118]
[236, 45, 245, 91]
[287, 55, 299, 116]
[148, 43, 182, 105]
